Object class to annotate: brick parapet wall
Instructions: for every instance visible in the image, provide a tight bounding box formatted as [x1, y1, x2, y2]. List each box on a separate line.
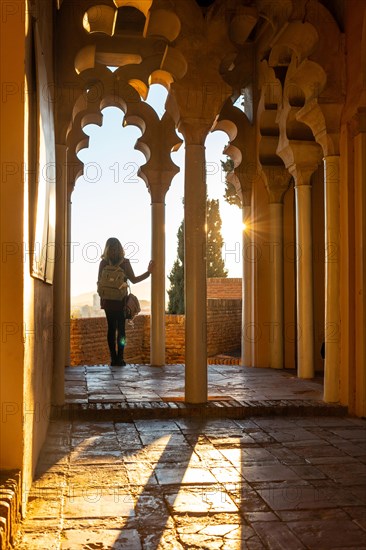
[207, 278, 242, 299]
[207, 299, 242, 357]
[70, 299, 242, 366]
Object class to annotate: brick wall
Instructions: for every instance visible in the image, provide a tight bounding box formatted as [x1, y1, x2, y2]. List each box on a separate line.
[207, 278, 242, 299]
[207, 299, 242, 356]
[70, 299, 242, 366]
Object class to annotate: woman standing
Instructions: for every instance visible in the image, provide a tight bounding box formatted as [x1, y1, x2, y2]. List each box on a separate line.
[98, 237, 153, 366]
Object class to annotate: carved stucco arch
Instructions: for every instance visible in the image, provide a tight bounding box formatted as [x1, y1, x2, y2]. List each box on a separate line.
[82, 0, 181, 42]
[55, 0, 188, 147]
[66, 80, 181, 199]
[270, 3, 345, 156]
[212, 99, 257, 207]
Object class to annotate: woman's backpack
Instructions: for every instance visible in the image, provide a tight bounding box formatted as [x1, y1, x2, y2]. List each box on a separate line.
[97, 262, 128, 301]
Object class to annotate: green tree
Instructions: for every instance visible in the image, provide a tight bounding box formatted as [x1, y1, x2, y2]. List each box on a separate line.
[221, 157, 242, 208]
[167, 199, 227, 313]
[167, 221, 184, 314]
[206, 198, 228, 278]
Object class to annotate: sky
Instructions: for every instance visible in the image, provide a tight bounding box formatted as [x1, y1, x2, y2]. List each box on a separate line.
[71, 84, 243, 302]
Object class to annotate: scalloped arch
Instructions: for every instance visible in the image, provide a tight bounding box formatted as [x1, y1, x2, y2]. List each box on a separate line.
[287, 59, 327, 102]
[212, 119, 238, 143]
[144, 8, 181, 42]
[82, 5, 117, 35]
[113, 0, 152, 17]
[148, 70, 173, 91]
[269, 21, 319, 65]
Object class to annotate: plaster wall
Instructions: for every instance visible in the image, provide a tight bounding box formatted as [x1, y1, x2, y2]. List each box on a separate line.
[339, 1, 366, 415]
[0, 0, 25, 473]
[22, 0, 56, 497]
[0, 0, 56, 510]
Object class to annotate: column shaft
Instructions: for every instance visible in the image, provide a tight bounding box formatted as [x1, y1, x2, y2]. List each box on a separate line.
[241, 205, 252, 366]
[323, 156, 341, 402]
[295, 184, 314, 378]
[184, 143, 207, 403]
[354, 130, 366, 416]
[64, 197, 72, 366]
[151, 202, 166, 366]
[53, 145, 67, 405]
[269, 202, 284, 369]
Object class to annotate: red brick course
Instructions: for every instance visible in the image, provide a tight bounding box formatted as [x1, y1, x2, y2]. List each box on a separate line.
[207, 278, 242, 299]
[70, 299, 242, 366]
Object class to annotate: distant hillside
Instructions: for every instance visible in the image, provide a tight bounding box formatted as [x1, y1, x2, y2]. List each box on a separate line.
[71, 292, 95, 307]
[71, 291, 150, 313]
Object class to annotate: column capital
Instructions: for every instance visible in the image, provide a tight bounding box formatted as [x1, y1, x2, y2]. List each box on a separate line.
[277, 141, 322, 186]
[323, 155, 340, 183]
[289, 163, 319, 187]
[141, 169, 176, 203]
[356, 107, 366, 133]
[124, 106, 182, 200]
[323, 155, 340, 161]
[347, 107, 366, 138]
[178, 118, 213, 145]
[262, 165, 292, 203]
[295, 99, 342, 156]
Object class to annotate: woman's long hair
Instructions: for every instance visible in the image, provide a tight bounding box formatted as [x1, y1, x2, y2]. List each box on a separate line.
[101, 237, 125, 265]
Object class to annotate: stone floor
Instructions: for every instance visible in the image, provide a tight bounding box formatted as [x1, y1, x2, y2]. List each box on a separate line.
[64, 364, 326, 405]
[16, 415, 366, 549]
[14, 366, 366, 549]
[57, 365, 348, 422]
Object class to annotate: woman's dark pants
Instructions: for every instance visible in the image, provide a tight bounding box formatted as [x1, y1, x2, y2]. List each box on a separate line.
[105, 310, 126, 365]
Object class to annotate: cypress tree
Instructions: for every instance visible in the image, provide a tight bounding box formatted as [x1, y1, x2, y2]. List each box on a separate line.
[167, 221, 184, 314]
[167, 200, 227, 313]
[206, 198, 228, 278]
[221, 157, 242, 208]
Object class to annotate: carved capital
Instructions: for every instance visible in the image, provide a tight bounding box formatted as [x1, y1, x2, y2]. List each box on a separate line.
[178, 118, 213, 145]
[288, 163, 318, 187]
[277, 141, 322, 186]
[348, 109, 366, 138]
[139, 168, 179, 203]
[296, 99, 342, 156]
[262, 165, 292, 203]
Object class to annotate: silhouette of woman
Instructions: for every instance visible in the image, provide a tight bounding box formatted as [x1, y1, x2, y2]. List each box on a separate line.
[98, 237, 153, 366]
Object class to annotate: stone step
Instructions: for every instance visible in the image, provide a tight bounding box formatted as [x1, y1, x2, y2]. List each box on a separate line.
[0, 471, 21, 550]
[51, 399, 348, 422]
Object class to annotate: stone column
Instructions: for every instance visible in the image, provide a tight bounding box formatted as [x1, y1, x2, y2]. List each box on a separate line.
[181, 122, 209, 403]
[211, 104, 255, 368]
[150, 201, 166, 366]
[64, 195, 72, 366]
[123, 104, 181, 367]
[278, 142, 321, 379]
[323, 156, 341, 402]
[53, 145, 67, 404]
[269, 200, 285, 368]
[242, 204, 252, 366]
[263, 166, 291, 369]
[353, 116, 366, 417]
[293, 171, 316, 378]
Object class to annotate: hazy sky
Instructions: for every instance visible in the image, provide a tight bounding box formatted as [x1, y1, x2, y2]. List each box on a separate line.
[71, 84, 243, 301]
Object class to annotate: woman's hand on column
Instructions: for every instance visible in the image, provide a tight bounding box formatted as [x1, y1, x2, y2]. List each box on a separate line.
[148, 260, 154, 274]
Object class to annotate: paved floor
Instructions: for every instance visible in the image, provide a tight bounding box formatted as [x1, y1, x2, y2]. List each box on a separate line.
[16, 415, 366, 549]
[58, 365, 345, 422]
[64, 364, 325, 405]
[14, 367, 366, 548]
